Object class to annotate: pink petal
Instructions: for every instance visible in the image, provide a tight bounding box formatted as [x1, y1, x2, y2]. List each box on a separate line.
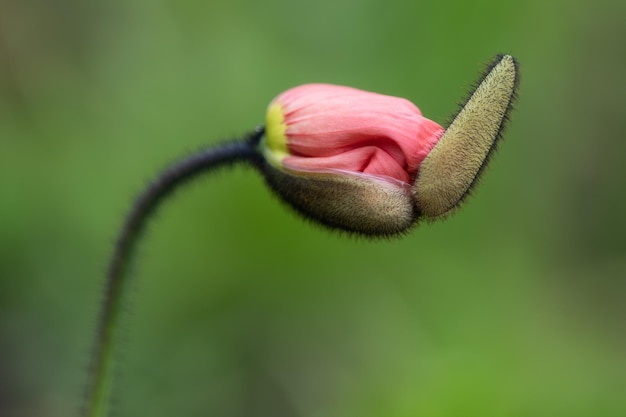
[271, 84, 444, 183]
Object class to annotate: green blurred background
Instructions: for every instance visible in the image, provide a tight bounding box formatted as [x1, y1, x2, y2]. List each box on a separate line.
[1, 0, 625, 416]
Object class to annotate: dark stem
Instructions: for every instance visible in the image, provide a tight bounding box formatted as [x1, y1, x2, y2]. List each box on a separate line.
[82, 127, 264, 417]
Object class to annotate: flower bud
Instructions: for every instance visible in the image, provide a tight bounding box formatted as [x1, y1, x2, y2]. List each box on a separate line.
[255, 55, 519, 236]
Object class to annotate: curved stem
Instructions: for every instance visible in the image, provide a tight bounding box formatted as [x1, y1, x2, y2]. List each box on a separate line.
[82, 127, 264, 417]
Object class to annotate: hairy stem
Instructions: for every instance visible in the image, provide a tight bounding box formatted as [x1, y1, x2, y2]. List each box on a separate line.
[82, 127, 264, 417]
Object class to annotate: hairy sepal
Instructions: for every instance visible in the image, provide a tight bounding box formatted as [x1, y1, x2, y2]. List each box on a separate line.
[413, 54, 519, 218]
[259, 163, 417, 237]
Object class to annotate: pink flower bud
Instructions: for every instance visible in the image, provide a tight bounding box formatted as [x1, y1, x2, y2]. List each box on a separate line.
[256, 55, 519, 236]
[263, 83, 444, 184]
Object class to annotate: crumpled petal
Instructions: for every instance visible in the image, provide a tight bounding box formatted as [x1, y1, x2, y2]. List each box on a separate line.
[266, 83, 444, 184]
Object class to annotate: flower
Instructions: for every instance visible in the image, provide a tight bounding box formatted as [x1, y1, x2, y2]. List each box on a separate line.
[262, 84, 444, 185]
[255, 55, 519, 236]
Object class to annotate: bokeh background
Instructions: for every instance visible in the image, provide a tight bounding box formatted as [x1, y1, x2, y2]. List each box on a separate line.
[1, 0, 625, 416]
